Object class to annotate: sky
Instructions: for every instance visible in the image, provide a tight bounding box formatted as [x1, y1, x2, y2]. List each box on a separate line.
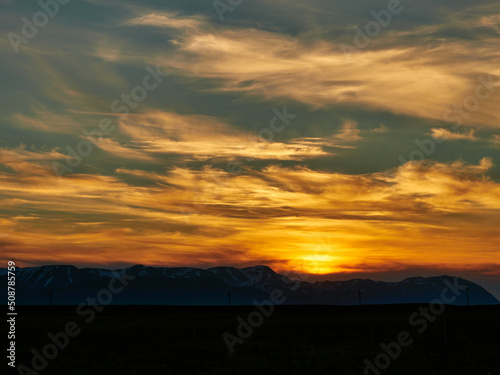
[0, 0, 499, 298]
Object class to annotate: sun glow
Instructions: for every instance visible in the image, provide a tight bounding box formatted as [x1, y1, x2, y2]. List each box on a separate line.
[299, 251, 343, 274]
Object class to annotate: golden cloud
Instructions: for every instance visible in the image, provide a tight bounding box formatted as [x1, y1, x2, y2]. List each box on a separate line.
[1, 154, 499, 274]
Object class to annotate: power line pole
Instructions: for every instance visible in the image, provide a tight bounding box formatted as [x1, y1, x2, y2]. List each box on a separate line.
[444, 322, 447, 348]
[48, 289, 53, 306]
[358, 289, 361, 306]
[466, 287, 469, 306]
[228, 288, 231, 306]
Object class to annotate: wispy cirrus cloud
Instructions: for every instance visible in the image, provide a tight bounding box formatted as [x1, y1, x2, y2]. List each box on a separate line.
[371, 124, 388, 133]
[334, 120, 361, 142]
[491, 134, 500, 146]
[125, 11, 205, 30]
[430, 128, 478, 141]
[11, 111, 82, 135]
[478, 14, 500, 32]
[84, 137, 157, 162]
[118, 111, 329, 160]
[138, 23, 500, 128]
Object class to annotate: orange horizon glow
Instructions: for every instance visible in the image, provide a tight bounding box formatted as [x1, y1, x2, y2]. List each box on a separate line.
[2, 153, 499, 281]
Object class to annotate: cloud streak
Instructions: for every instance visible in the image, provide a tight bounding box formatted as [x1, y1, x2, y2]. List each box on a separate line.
[1, 154, 499, 277]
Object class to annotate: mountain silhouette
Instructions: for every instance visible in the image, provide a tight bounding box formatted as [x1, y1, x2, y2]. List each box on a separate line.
[1, 265, 498, 305]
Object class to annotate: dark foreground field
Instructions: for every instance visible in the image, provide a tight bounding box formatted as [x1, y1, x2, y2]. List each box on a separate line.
[3, 305, 499, 375]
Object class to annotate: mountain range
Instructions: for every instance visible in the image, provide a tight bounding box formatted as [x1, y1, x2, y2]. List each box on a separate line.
[1, 265, 498, 305]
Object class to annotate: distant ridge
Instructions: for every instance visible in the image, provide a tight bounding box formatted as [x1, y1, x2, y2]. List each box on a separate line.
[1, 265, 498, 306]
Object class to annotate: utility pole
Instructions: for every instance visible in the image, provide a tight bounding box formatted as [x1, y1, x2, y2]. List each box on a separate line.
[466, 287, 469, 306]
[444, 322, 447, 348]
[228, 288, 231, 306]
[358, 289, 361, 306]
[48, 289, 53, 306]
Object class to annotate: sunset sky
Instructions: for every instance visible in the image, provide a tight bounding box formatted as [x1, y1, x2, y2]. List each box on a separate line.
[1, 0, 499, 298]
